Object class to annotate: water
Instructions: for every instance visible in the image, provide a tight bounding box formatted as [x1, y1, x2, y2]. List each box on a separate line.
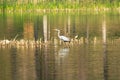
[0, 12, 120, 80]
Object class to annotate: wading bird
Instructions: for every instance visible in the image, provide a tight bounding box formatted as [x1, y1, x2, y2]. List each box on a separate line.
[54, 29, 70, 42]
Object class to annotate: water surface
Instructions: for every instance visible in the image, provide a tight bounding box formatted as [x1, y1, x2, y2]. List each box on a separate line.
[0, 12, 120, 80]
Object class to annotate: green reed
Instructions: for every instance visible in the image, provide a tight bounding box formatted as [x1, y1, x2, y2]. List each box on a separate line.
[0, 1, 120, 13]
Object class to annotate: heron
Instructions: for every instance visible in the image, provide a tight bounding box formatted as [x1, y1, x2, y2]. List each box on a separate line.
[54, 29, 70, 42]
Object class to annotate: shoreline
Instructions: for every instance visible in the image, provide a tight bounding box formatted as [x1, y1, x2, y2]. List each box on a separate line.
[0, 37, 120, 48]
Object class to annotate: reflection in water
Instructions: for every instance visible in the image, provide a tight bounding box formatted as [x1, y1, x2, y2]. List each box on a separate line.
[19, 48, 36, 80]
[43, 15, 48, 43]
[103, 44, 108, 80]
[102, 16, 107, 44]
[58, 48, 69, 57]
[24, 22, 34, 40]
[55, 46, 87, 80]
[67, 15, 71, 35]
[86, 15, 89, 44]
[10, 47, 17, 80]
[55, 47, 69, 64]
[102, 15, 108, 80]
[0, 42, 120, 80]
[42, 45, 49, 80]
[0, 12, 120, 80]
[34, 17, 39, 41]
[34, 46, 42, 80]
[0, 13, 120, 45]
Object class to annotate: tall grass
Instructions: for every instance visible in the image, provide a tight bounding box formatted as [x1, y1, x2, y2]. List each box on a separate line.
[0, 1, 120, 13]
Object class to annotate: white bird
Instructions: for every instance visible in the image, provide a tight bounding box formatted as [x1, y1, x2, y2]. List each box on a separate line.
[54, 29, 70, 42]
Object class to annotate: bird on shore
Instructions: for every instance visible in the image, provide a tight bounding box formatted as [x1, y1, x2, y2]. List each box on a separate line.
[54, 29, 70, 42]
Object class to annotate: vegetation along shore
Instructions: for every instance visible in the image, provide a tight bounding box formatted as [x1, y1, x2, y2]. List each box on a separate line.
[0, 0, 120, 13]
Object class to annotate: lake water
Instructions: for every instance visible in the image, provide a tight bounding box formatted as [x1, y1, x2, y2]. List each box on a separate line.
[0, 12, 120, 80]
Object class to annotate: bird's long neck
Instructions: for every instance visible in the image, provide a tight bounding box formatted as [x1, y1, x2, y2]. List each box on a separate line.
[57, 30, 60, 37]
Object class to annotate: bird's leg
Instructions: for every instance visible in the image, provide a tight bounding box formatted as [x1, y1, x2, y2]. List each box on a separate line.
[59, 40, 62, 45]
[64, 42, 69, 47]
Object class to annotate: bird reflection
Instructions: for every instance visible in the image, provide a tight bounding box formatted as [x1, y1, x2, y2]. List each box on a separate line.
[58, 48, 69, 57]
[55, 47, 69, 64]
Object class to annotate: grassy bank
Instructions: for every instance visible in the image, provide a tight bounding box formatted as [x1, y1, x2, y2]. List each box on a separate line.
[0, 1, 120, 13]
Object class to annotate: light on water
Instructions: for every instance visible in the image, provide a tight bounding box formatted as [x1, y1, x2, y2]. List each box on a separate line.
[0, 12, 120, 80]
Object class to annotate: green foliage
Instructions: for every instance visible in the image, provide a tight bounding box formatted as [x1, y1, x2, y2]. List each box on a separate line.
[0, 0, 120, 13]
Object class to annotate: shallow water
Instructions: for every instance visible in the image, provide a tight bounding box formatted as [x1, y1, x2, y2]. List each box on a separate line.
[0, 12, 120, 80]
[0, 43, 120, 80]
